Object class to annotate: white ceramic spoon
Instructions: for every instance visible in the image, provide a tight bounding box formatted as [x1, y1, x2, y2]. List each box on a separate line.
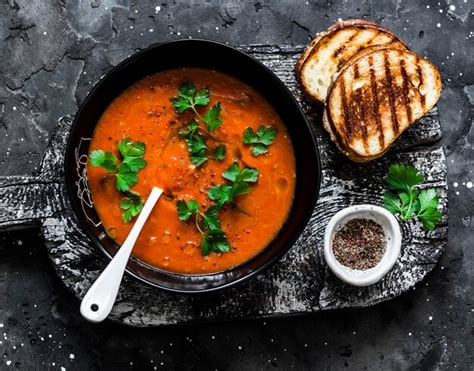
[80, 186, 163, 323]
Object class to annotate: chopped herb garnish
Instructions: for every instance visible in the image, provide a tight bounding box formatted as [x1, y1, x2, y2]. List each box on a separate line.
[170, 81, 209, 113]
[176, 163, 259, 256]
[176, 200, 230, 256]
[208, 163, 259, 208]
[120, 191, 144, 224]
[243, 125, 278, 156]
[383, 163, 441, 231]
[172, 81, 226, 166]
[202, 102, 223, 131]
[214, 145, 226, 161]
[89, 138, 147, 223]
[178, 119, 226, 166]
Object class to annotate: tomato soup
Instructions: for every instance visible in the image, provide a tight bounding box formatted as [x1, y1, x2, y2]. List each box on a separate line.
[87, 68, 296, 274]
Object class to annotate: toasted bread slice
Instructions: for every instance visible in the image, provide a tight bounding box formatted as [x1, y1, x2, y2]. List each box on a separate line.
[296, 19, 391, 76]
[299, 25, 408, 104]
[325, 48, 442, 162]
[295, 31, 327, 77]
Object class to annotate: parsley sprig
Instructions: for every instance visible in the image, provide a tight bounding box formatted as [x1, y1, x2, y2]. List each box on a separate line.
[176, 200, 230, 256]
[172, 81, 226, 167]
[243, 125, 278, 156]
[178, 119, 226, 166]
[208, 163, 259, 208]
[120, 191, 144, 223]
[176, 163, 259, 256]
[89, 138, 146, 223]
[383, 163, 441, 231]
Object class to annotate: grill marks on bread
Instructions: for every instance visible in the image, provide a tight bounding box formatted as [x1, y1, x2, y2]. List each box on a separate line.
[326, 48, 442, 162]
[368, 55, 385, 150]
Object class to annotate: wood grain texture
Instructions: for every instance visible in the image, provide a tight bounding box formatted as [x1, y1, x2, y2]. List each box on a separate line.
[0, 46, 447, 326]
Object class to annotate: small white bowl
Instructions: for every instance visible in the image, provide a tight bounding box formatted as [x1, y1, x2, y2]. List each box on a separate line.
[323, 205, 402, 286]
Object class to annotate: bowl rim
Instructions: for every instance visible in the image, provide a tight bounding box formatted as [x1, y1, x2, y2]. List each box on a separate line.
[64, 38, 321, 293]
[323, 204, 402, 286]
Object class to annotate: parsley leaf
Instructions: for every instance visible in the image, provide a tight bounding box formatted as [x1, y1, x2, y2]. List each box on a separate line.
[208, 184, 233, 208]
[89, 138, 147, 223]
[202, 103, 223, 131]
[222, 163, 259, 183]
[383, 192, 402, 214]
[385, 163, 424, 191]
[214, 145, 226, 161]
[170, 81, 209, 113]
[175, 199, 230, 256]
[179, 120, 226, 166]
[117, 138, 145, 158]
[179, 119, 209, 167]
[89, 150, 118, 172]
[176, 199, 200, 221]
[417, 189, 441, 231]
[418, 207, 442, 231]
[418, 188, 439, 213]
[208, 163, 259, 207]
[243, 125, 278, 156]
[171, 81, 210, 113]
[383, 163, 441, 231]
[120, 191, 144, 223]
[203, 205, 221, 230]
[202, 229, 231, 255]
[115, 171, 138, 192]
[194, 87, 210, 106]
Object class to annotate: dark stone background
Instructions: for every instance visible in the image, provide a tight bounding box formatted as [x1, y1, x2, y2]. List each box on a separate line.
[0, 0, 472, 369]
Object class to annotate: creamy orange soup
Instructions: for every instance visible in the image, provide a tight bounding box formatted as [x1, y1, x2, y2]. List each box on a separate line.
[87, 68, 296, 274]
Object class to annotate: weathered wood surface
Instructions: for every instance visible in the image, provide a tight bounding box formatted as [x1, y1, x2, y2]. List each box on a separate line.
[0, 46, 447, 326]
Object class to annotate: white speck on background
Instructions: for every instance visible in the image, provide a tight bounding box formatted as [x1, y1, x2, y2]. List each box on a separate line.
[437, 23, 441, 28]
[69, 353, 74, 360]
[439, 9, 443, 13]
[0, 324, 3, 328]
[453, 182, 458, 187]
[426, 5, 430, 8]
[149, 29, 154, 32]
[6, 361, 11, 366]
[238, 345, 242, 350]
[155, 5, 161, 13]
[43, 31, 47, 35]
[450, 5, 456, 11]
[12, 106, 16, 111]
[409, 332, 412, 336]
[467, 181, 472, 189]
[61, 367, 66, 371]
[429, 316, 433, 321]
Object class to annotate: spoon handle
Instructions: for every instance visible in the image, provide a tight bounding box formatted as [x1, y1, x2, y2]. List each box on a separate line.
[80, 187, 163, 323]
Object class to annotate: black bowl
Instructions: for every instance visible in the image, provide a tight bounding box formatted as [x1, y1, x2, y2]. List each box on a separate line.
[65, 39, 321, 293]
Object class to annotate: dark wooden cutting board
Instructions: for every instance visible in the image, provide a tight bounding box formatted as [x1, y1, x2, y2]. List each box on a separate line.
[0, 45, 447, 326]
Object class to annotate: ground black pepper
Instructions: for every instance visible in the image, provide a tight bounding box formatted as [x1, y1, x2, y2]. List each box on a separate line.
[332, 218, 386, 270]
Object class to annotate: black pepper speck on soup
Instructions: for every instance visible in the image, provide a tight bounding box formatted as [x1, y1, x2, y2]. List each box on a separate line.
[332, 218, 387, 270]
